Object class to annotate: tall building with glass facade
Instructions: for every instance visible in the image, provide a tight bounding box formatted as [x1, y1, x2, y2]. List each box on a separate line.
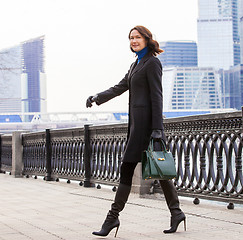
[162, 67, 223, 111]
[240, 0, 243, 64]
[158, 41, 197, 67]
[0, 46, 22, 113]
[219, 65, 243, 110]
[21, 36, 47, 114]
[197, 0, 241, 70]
[0, 36, 47, 117]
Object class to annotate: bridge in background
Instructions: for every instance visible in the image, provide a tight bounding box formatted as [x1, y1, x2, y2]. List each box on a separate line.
[0, 111, 128, 133]
[0, 109, 235, 133]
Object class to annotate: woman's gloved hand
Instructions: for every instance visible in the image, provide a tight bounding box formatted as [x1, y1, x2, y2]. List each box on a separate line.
[150, 129, 163, 141]
[86, 95, 99, 108]
[151, 129, 163, 151]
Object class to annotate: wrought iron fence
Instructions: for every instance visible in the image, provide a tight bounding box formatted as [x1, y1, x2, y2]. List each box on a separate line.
[48, 127, 86, 182]
[162, 111, 242, 202]
[22, 124, 126, 186]
[89, 124, 127, 185]
[0, 110, 242, 203]
[22, 131, 47, 177]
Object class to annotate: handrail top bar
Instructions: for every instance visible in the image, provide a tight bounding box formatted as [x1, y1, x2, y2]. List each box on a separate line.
[164, 110, 241, 123]
[21, 122, 128, 136]
[1, 134, 12, 137]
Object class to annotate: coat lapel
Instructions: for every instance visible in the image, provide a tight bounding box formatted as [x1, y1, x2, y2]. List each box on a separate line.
[129, 54, 151, 79]
[128, 60, 137, 80]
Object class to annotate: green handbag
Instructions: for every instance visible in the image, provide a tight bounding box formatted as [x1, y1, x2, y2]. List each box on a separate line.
[142, 139, 177, 180]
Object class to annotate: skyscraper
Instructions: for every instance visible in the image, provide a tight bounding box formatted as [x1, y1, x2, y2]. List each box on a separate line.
[0, 46, 22, 113]
[21, 36, 47, 114]
[239, 0, 243, 64]
[0, 36, 47, 117]
[162, 67, 223, 111]
[197, 0, 241, 70]
[219, 65, 243, 110]
[158, 41, 198, 67]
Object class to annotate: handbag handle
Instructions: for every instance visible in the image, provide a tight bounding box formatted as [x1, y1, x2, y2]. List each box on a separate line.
[149, 139, 168, 152]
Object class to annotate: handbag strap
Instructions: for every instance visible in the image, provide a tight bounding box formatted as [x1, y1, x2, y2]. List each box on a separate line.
[149, 139, 168, 152]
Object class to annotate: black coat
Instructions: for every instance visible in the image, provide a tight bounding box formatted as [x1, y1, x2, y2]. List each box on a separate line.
[97, 54, 164, 163]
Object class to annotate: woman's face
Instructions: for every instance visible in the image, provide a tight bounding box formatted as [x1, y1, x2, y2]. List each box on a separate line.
[129, 29, 147, 52]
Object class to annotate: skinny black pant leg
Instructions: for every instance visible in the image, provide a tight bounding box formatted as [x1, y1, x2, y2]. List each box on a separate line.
[120, 162, 138, 186]
[108, 162, 137, 218]
[159, 180, 182, 216]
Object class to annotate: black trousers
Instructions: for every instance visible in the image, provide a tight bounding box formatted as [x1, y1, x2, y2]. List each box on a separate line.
[120, 162, 137, 186]
[119, 162, 181, 216]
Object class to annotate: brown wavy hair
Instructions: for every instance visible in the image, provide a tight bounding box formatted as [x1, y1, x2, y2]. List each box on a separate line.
[128, 25, 164, 56]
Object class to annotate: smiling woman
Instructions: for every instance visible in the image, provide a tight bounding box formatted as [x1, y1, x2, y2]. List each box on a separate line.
[87, 25, 186, 238]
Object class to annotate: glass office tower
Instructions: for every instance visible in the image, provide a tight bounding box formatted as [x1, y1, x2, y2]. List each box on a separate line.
[0, 36, 47, 122]
[0, 46, 22, 113]
[21, 36, 47, 114]
[240, 0, 243, 64]
[158, 41, 198, 67]
[197, 0, 240, 70]
[162, 67, 223, 111]
[219, 65, 243, 110]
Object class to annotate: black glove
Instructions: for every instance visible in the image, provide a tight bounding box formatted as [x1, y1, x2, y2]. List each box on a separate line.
[86, 95, 99, 108]
[150, 129, 163, 141]
[86, 96, 94, 108]
[151, 129, 164, 151]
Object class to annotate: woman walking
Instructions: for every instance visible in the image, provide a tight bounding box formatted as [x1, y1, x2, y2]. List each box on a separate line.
[86, 25, 186, 237]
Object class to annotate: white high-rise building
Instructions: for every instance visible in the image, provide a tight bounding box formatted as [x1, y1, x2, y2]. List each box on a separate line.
[0, 36, 47, 119]
[162, 67, 223, 111]
[0, 46, 22, 113]
[197, 0, 241, 70]
[239, 0, 243, 63]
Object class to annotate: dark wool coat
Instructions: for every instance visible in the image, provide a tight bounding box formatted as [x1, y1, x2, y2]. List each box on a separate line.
[97, 54, 164, 163]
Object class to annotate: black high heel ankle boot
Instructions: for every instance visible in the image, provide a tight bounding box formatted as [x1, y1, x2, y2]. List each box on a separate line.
[163, 212, 186, 234]
[92, 183, 131, 238]
[92, 212, 120, 237]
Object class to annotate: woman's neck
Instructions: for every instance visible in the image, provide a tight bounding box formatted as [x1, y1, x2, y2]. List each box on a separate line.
[136, 47, 148, 63]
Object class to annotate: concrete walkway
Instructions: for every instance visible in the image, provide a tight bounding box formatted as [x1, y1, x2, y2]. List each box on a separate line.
[0, 173, 242, 240]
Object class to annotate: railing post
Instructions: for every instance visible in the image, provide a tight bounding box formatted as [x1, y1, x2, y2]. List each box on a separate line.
[12, 131, 24, 177]
[131, 163, 153, 195]
[84, 124, 94, 187]
[45, 129, 53, 181]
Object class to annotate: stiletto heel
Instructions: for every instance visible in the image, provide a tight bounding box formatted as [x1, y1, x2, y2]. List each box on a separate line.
[114, 225, 119, 237]
[92, 183, 131, 237]
[163, 212, 186, 234]
[92, 216, 120, 237]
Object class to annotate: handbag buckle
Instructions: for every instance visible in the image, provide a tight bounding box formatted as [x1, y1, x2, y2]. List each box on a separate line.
[158, 158, 165, 161]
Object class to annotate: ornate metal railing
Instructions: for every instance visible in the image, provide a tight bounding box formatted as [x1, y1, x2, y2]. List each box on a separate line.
[163, 111, 242, 202]
[22, 125, 126, 186]
[89, 124, 127, 185]
[0, 110, 242, 203]
[49, 128, 85, 181]
[22, 131, 47, 177]
[0, 134, 12, 172]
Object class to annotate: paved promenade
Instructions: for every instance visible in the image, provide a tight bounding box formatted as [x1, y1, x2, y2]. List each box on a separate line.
[0, 174, 242, 240]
